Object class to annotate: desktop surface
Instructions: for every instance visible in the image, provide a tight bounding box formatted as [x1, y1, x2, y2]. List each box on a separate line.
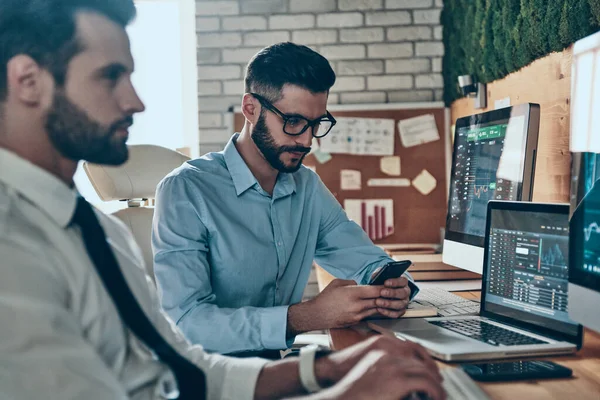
[327, 291, 600, 400]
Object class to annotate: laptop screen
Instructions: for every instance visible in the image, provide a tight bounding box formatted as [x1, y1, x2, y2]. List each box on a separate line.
[482, 205, 580, 337]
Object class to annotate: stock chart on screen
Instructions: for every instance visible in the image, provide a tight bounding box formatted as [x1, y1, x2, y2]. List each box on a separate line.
[486, 210, 572, 323]
[448, 123, 520, 238]
[583, 209, 600, 276]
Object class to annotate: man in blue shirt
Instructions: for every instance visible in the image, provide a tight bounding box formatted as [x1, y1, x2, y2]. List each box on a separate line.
[152, 42, 418, 355]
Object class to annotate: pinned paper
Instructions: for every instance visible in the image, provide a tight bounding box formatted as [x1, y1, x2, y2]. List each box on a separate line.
[368, 178, 410, 187]
[313, 149, 332, 164]
[340, 170, 362, 190]
[398, 114, 440, 148]
[344, 199, 394, 241]
[412, 169, 437, 196]
[380, 156, 401, 176]
[494, 97, 511, 110]
[319, 117, 395, 156]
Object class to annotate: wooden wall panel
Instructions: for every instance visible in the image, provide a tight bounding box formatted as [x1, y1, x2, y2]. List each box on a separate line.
[450, 48, 573, 203]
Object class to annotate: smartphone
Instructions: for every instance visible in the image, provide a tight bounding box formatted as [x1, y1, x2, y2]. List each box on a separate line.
[368, 260, 412, 285]
[460, 360, 573, 382]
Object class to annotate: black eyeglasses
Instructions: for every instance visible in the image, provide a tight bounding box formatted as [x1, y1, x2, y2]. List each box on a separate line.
[250, 93, 337, 138]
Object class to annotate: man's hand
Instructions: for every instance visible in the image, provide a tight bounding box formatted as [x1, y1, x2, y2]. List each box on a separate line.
[287, 279, 382, 336]
[308, 336, 444, 400]
[314, 335, 440, 388]
[371, 274, 412, 319]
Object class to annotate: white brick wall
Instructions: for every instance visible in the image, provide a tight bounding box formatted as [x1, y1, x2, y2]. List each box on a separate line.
[317, 12, 364, 28]
[339, 0, 383, 11]
[222, 16, 267, 31]
[337, 60, 384, 75]
[290, 0, 337, 13]
[386, 0, 433, 9]
[387, 26, 432, 41]
[365, 11, 411, 26]
[197, 65, 241, 80]
[340, 27, 384, 43]
[292, 29, 338, 44]
[367, 43, 412, 58]
[269, 14, 315, 30]
[194, 0, 444, 152]
[367, 75, 412, 90]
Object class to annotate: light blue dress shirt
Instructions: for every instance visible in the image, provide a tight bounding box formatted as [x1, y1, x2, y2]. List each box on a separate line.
[152, 134, 417, 354]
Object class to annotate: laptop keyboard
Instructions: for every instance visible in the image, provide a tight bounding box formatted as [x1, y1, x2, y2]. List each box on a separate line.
[429, 319, 548, 346]
[413, 288, 480, 316]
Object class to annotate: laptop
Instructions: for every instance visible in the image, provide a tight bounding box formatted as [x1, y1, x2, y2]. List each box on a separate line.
[369, 201, 583, 361]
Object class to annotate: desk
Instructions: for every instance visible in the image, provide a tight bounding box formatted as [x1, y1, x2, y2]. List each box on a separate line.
[326, 290, 600, 399]
[316, 265, 600, 398]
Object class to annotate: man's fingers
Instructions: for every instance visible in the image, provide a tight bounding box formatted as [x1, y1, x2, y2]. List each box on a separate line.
[376, 308, 405, 319]
[384, 276, 409, 288]
[395, 376, 446, 400]
[328, 279, 357, 288]
[359, 298, 378, 311]
[380, 286, 411, 300]
[406, 343, 440, 376]
[375, 298, 408, 311]
[353, 284, 385, 299]
[356, 307, 381, 321]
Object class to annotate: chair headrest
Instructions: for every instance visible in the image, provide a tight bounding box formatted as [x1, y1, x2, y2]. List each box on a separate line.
[83, 144, 190, 201]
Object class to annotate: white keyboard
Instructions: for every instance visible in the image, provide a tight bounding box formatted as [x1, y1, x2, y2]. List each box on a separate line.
[442, 367, 490, 399]
[413, 287, 480, 316]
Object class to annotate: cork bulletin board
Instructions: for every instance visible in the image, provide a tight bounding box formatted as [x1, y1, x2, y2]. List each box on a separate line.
[233, 103, 449, 245]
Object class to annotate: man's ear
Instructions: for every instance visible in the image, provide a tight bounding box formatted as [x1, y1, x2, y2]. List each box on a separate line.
[241, 93, 260, 125]
[6, 55, 48, 106]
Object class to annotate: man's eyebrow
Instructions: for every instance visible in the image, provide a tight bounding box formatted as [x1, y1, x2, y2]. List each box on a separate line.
[95, 63, 130, 78]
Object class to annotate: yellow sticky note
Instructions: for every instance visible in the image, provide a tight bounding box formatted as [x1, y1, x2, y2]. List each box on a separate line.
[412, 169, 437, 196]
[380, 156, 401, 176]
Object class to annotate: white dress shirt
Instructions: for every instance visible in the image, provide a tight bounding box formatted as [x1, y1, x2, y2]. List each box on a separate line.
[0, 148, 268, 400]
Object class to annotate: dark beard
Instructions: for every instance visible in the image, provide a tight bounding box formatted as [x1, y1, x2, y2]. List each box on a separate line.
[251, 112, 310, 173]
[46, 90, 132, 165]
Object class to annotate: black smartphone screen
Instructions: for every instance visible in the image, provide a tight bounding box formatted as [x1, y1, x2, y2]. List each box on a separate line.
[461, 360, 573, 382]
[368, 260, 411, 285]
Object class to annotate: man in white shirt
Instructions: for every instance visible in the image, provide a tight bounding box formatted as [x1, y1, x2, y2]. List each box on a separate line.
[0, 1, 444, 399]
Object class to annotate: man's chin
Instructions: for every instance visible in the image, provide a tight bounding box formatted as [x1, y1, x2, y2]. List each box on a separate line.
[85, 144, 129, 166]
[279, 159, 304, 173]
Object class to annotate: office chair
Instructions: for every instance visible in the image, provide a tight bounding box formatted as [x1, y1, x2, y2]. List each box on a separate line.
[83, 144, 190, 282]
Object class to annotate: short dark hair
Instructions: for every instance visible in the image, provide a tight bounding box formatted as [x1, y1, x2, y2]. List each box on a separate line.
[0, 0, 136, 101]
[244, 42, 336, 103]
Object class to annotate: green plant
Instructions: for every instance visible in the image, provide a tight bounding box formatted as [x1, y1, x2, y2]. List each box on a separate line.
[443, 0, 600, 105]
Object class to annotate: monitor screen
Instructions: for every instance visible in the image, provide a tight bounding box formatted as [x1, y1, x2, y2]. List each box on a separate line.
[445, 105, 538, 249]
[570, 171, 600, 291]
[482, 206, 580, 337]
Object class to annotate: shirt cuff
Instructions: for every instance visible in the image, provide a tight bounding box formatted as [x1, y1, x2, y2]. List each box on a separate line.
[260, 305, 290, 350]
[220, 357, 270, 400]
[407, 278, 419, 300]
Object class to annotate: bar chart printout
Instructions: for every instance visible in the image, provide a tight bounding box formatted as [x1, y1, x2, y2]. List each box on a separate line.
[344, 199, 395, 241]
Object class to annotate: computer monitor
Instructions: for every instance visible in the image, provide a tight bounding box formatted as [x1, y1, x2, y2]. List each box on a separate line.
[443, 104, 540, 274]
[568, 30, 600, 334]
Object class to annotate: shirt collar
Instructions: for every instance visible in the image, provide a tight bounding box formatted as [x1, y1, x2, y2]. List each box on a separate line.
[223, 134, 259, 196]
[0, 148, 78, 228]
[223, 134, 297, 198]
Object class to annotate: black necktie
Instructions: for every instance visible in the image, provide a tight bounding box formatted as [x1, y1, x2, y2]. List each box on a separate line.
[71, 197, 206, 400]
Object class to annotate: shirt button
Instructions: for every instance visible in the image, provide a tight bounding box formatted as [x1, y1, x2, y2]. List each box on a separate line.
[277, 241, 282, 246]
